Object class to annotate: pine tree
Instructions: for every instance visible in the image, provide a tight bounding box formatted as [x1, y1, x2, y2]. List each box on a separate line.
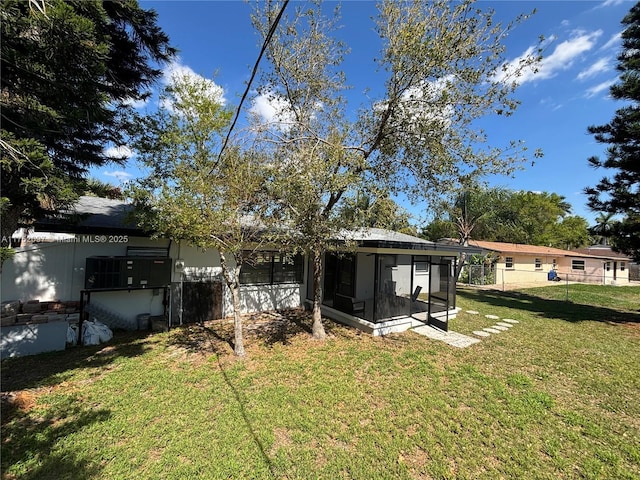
[1, 0, 175, 241]
[585, 2, 640, 261]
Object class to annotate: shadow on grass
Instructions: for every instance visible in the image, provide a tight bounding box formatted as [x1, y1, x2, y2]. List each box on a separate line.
[458, 288, 640, 325]
[1, 393, 111, 480]
[167, 309, 344, 356]
[1, 331, 152, 393]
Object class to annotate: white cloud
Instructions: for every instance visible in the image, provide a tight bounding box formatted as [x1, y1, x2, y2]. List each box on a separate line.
[103, 170, 133, 182]
[585, 78, 616, 98]
[577, 57, 612, 80]
[104, 145, 133, 159]
[599, 0, 626, 7]
[397, 76, 454, 127]
[249, 90, 312, 134]
[121, 97, 148, 109]
[497, 30, 603, 85]
[163, 60, 226, 106]
[600, 32, 622, 51]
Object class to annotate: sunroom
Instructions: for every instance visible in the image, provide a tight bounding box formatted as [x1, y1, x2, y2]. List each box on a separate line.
[308, 229, 480, 336]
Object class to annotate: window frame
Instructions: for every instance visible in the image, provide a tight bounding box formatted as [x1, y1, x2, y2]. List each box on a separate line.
[414, 261, 429, 274]
[239, 251, 304, 285]
[621, 262, 626, 271]
[505, 256, 514, 269]
[534, 258, 542, 270]
[571, 259, 585, 271]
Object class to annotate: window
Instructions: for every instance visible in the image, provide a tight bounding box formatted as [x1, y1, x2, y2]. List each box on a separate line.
[621, 262, 626, 271]
[240, 252, 304, 285]
[535, 258, 542, 270]
[572, 260, 585, 271]
[606, 262, 611, 272]
[505, 257, 514, 269]
[415, 261, 429, 273]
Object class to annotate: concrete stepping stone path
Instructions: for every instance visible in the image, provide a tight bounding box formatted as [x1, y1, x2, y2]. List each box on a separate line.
[492, 325, 509, 331]
[485, 314, 499, 320]
[473, 330, 491, 337]
[483, 327, 502, 334]
[412, 325, 481, 348]
[466, 310, 479, 315]
[502, 319, 519, 324]
[496, 322, 513, 328]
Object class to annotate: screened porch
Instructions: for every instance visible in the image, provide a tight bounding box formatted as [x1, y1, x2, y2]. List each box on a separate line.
[312, 252, 457, 331]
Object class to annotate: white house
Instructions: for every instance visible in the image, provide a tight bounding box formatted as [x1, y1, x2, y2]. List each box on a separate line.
[1, 196, 479, 346]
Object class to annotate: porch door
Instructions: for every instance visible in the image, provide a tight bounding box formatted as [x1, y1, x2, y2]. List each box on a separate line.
[427, 257, 455, 332]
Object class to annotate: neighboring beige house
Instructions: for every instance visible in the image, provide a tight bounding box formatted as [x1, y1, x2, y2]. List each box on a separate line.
[469, 240, 631, 286]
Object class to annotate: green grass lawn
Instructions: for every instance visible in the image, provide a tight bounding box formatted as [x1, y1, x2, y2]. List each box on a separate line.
[2, 284, 639, 479]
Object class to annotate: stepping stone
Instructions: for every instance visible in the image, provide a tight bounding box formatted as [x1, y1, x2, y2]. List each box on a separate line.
[473, 330, 491, 337]
[496, 322, 513, 328]
[485, 314, 499, 320]
[492, 325, 509, 331]
[483, 327, 501, 334]
[466, 310, 479, 315]
[502, 319, 519, 324]
[412, 325, 480, 348]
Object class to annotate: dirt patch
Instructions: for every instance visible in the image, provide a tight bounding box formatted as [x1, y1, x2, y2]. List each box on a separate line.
[1, 390, 39, 424]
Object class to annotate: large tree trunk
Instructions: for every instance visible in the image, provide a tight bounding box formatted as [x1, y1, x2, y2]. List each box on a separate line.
[219, 252, 245, 357]
[311, 247, 326, 339]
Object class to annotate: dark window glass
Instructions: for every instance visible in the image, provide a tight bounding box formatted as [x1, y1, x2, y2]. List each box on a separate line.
[240, 252, 304, 285]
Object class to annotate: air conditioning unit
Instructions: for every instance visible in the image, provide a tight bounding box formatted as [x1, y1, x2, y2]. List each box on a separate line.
[85, 256, 172, 289]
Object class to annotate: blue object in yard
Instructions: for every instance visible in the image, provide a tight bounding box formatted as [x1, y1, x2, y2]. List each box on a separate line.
[548, 270, 557, 281]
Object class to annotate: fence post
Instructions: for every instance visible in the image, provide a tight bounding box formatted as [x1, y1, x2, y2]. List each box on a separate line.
[565, 273, 569, 302]
[502, 269, 505, 292]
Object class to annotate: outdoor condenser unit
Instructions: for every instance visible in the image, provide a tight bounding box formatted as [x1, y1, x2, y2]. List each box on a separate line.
[85, 256, 172, 290]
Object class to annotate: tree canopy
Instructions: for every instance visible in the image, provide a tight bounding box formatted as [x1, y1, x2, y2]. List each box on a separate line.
[128, 72, 270, 356]
[584, 1, 640, 261]
[422, 188, 590, 249]
[251, 0, 541, 338]
[0, 0, 175, 240]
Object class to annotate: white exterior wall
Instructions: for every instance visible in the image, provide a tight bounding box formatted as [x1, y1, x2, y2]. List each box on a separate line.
[2, 237, 171, 323]
[392, 255, 413, 297]
[413, 265, 430, 293]
[2, 237, 166, 302]
[1, 237, 306, 325]
[355, 253, 375, 300]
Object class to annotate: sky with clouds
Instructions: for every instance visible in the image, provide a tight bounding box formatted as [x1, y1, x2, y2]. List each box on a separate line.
[95, 0, 633, 226]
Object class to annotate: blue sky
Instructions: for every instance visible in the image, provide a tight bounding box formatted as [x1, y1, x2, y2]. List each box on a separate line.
[96, 0, 633, 227]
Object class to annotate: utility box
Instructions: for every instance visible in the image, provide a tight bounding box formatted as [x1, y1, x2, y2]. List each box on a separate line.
[85, 257, 171, 289]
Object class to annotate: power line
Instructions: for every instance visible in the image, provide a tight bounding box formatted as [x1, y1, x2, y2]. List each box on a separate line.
[213, 0, 289, 172]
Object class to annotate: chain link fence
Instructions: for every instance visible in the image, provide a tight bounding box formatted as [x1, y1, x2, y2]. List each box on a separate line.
[461, 265, 631, 291]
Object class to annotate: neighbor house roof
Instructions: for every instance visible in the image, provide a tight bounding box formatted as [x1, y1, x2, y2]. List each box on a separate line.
[572, 246, 632, 260]
[469, 240, 621, 260]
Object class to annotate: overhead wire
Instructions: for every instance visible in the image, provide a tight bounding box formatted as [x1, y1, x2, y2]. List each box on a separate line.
[212, 0, 290, 173]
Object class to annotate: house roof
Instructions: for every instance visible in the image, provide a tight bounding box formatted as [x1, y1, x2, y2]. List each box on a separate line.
[572, 246, 633, 260]
[31, 197, 480, 255]
[344, 228, 482, 254]
[34, 196, 143, 235]
[469, 240, 623, 260]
